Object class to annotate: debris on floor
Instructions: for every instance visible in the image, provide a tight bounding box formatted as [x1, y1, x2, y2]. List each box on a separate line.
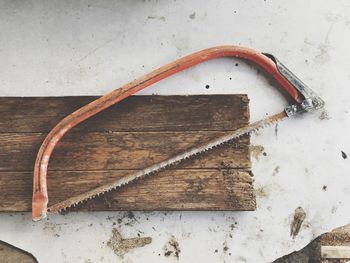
[319, 110, 331, 120]
[250, 145, 266, 160]
[255, 185, 269, 199]
[0, 240, 37, 263]
[290, 207, 306, 238]
[163, 236, 181, 260]
[107, 229, 152, 258]
[272, 166, 280, 176]
[341, 151, 347, 160]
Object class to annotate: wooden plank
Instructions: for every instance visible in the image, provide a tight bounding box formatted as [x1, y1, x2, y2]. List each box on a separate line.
[0, 169, 254, 211]
[0, 95, 255, 212]
[321, 224, 350, 262]
[0, 132, 250, 171]
[0, 95, 249, 132]
[321, 246, 350, 259]
[0, 241, 37, 263]
[320, 225, 350, 247]
[273, 224, 350, 262]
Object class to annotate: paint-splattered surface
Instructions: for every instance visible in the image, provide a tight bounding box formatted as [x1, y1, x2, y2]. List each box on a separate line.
[0, 1, 350, 262]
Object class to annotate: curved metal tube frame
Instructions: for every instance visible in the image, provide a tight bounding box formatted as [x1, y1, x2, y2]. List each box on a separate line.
[32, 45, 301, 221]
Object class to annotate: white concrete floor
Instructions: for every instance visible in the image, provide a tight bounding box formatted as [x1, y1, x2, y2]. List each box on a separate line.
[0, 1, 349, 262]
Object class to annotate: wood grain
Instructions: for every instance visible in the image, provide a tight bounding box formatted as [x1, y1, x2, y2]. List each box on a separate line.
[0, 241, 37, 263]
[0, 95, 249, 132]
[0, 95, 255, 212]
[273, 225, 350, 262]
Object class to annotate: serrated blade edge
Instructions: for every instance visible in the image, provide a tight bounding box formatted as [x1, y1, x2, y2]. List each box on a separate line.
[48, 111, 287, 213]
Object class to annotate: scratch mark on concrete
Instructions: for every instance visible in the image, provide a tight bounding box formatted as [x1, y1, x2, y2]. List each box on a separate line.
[275, 123, 278, 139]
[315, 10, 347, 63]
[75, 38, 116, 65]
[147, 15, 166, 21]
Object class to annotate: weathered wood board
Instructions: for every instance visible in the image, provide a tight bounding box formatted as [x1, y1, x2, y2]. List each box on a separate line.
[0, 95, 255, 212]
[273, 224, 350, 262]
[321, 224, 350, 262]
[0, 240, 37, 263]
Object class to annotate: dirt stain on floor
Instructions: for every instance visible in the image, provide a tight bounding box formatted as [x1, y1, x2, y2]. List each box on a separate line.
[250, 145, 266, 160]
[272, 166, 280, 176]
[256, 185, 269, 198]
[163, 236, 181, 260]
[189, 12, 196, 19]
[43, 222, 67, 237]
[223, 241, 229, 254]
[107, 211, 139, 227]
[107, 229, 152, 258]
[290, 207, 307, 238]
[319, 110, 331, 120]
[341, 150, 348, 159]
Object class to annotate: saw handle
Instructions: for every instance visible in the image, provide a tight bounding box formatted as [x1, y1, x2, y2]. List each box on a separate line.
[32, 45, 302, 221]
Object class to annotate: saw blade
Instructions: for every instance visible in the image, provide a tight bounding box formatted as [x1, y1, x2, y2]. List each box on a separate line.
[47, 111, 288, 213]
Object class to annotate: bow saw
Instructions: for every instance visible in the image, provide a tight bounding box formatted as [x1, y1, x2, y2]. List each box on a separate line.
[32, 45, 324, 221]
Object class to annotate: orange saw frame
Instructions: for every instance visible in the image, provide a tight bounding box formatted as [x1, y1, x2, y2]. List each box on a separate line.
[32, 45, 320, 221]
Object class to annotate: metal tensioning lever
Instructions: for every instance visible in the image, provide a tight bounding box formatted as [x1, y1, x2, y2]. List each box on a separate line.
[262, 53, 324, 116]
[32, 46, 324, 221]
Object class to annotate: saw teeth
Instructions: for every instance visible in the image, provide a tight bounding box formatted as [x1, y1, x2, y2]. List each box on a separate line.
[49, 112, 287, 212]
